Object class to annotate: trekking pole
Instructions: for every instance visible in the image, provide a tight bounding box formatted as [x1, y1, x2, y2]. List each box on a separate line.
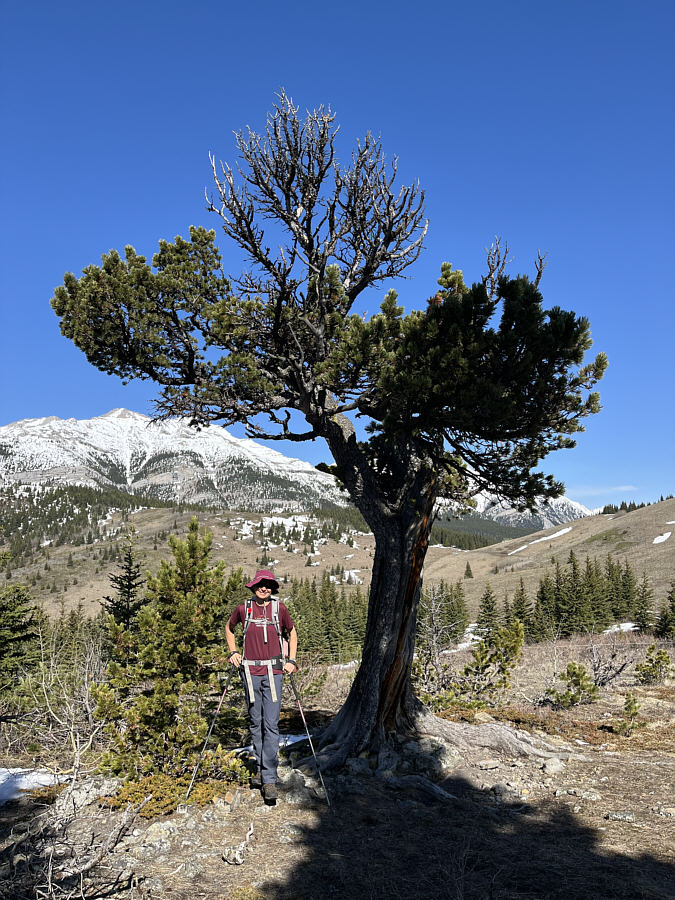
[186, 666, 237, 801]
[289, 673, 331, 808]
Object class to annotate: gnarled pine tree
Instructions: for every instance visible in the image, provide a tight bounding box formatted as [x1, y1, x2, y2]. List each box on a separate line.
[52, 93, 606, 767]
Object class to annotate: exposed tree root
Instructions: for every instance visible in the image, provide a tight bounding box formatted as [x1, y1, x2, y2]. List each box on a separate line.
[414, 708, 557, 759]
[377, 772, 458, 803]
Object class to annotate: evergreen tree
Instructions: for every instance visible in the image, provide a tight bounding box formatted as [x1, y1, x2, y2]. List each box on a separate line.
[582, 556, 612, 631]
[0, 584, 39, 690]
[511, 578, 533, 639]
[502, 593, 513, 626]
[52, 93, 606, 763]
[464, 561, 473, 579]
[633, 572, 654, 632]
[531, 573, 556, 642]
[101, 527, 146, 630]
[654, 582, 675, 638]
[605, 555, 624, 619]
[476, 583, 499, 643]
[620, 560, 638, 621]
[94, 519, 246, 775]
[446, 580, 469, 642]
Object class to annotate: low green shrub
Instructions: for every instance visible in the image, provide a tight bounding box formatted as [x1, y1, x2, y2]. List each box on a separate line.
[544, 661, 599, 708]
[635, 644, 672, 685]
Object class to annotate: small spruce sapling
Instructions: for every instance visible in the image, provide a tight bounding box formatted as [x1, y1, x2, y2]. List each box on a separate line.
[613, 692, 645, 736]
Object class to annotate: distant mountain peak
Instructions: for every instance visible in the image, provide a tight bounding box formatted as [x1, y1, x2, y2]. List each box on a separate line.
[100, 408, 149, 421]
[0, 409, 346, 512]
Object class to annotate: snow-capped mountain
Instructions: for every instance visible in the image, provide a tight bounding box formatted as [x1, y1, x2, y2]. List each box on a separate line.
[0, 409, 346, 511]
[468, 491, 592, 530]
[0, 409, 593, 525]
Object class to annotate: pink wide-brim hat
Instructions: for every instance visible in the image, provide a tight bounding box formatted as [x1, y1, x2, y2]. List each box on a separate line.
[246, 568, 280, 593]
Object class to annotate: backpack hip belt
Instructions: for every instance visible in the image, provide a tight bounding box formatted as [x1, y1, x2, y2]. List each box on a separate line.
[242, 656, 284, 703]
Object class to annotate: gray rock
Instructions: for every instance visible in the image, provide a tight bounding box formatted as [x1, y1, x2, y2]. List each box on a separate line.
[138, 838, 171, 857]
[278, 770, 305, 791]
[201, 807, 229, 824]
[278, 822, 304, 844]
[144, 877, 164, 892]
[541, 758, 566, 775]
[284, 787, 315, 806]
[656, 807, 675, 818]
[254, 802, 273, 815]
[54, 776, 121, 818]
[144, 821, 178, 841]
[182, 857, 205, 879]
[477, 759, 500, 771]
[604, 811, 636, 822]
[178, 815, 199, 833]
[400, 739, 461, 779]
[490, 782, 513, 799]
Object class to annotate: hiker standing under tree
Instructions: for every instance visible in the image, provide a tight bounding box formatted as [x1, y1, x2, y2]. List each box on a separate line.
[226, 569, 298, 801]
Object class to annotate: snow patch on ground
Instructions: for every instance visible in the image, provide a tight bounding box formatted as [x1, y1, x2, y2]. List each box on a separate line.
[653, 532, 672, 544]
[445, 623, 482, 653]
[603, 622, 638, 634]
[507, 526, 573, 556]
[666, 521, 675, 525]
[0, 768, 63, 806]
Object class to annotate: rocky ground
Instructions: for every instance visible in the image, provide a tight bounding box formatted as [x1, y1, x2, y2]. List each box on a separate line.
[1, 716, 673, 900]
[1, 636, 673, 900]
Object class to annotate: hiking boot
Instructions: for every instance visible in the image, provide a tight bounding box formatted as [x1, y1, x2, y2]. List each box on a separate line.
[250, 773, 262, 789]
[262, 782, 278, 801]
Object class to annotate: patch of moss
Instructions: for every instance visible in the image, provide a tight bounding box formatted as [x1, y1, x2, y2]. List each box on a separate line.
[105, 750, 250, 818]
[105, 773, 242, 818]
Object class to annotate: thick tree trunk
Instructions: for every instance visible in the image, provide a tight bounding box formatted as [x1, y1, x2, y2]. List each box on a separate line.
[317, 476, 436, 767]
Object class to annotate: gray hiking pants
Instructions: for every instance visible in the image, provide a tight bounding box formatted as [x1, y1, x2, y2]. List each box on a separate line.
[243, 672, 283, 785]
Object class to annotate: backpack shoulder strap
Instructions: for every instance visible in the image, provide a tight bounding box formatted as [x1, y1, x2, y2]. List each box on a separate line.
[243, 597, 254, 637]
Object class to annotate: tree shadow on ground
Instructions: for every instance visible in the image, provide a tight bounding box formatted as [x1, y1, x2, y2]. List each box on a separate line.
[261, 772, 674, 900]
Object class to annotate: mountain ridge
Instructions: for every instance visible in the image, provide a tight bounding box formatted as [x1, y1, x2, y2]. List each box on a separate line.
[1, 409, 593, 527]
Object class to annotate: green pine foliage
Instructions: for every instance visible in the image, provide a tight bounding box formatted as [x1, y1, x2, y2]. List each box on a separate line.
[517, 554, 667, 643]
[464, 561, 473, 579]
[633, 572, 655, 632]
[654, 583, 675, 638]
[634, 644, 672, 685]
[545, 661, 599, 708]
[284, 572, 367, 662]
[94, 518, 248, 777]
[613, 693, 646, 737]
[476, 583, 499, 642]
[0, 584, 40, 690]
[511, 578, 532, 637]
[101, 527, 146, 630]
[420, 620, 524, 710]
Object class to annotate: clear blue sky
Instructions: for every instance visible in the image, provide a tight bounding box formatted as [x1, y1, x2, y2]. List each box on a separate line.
[1, 0, 673, 509]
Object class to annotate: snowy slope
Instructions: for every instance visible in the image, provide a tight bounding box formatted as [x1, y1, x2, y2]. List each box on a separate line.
[0, 409, 346, 511]
[0, 409, 593, 524]
[469, 491, 592, 530]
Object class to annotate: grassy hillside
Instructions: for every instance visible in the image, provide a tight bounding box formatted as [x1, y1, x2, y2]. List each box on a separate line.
[3, 491, 674, 622]
[424, 498, 675, 614]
